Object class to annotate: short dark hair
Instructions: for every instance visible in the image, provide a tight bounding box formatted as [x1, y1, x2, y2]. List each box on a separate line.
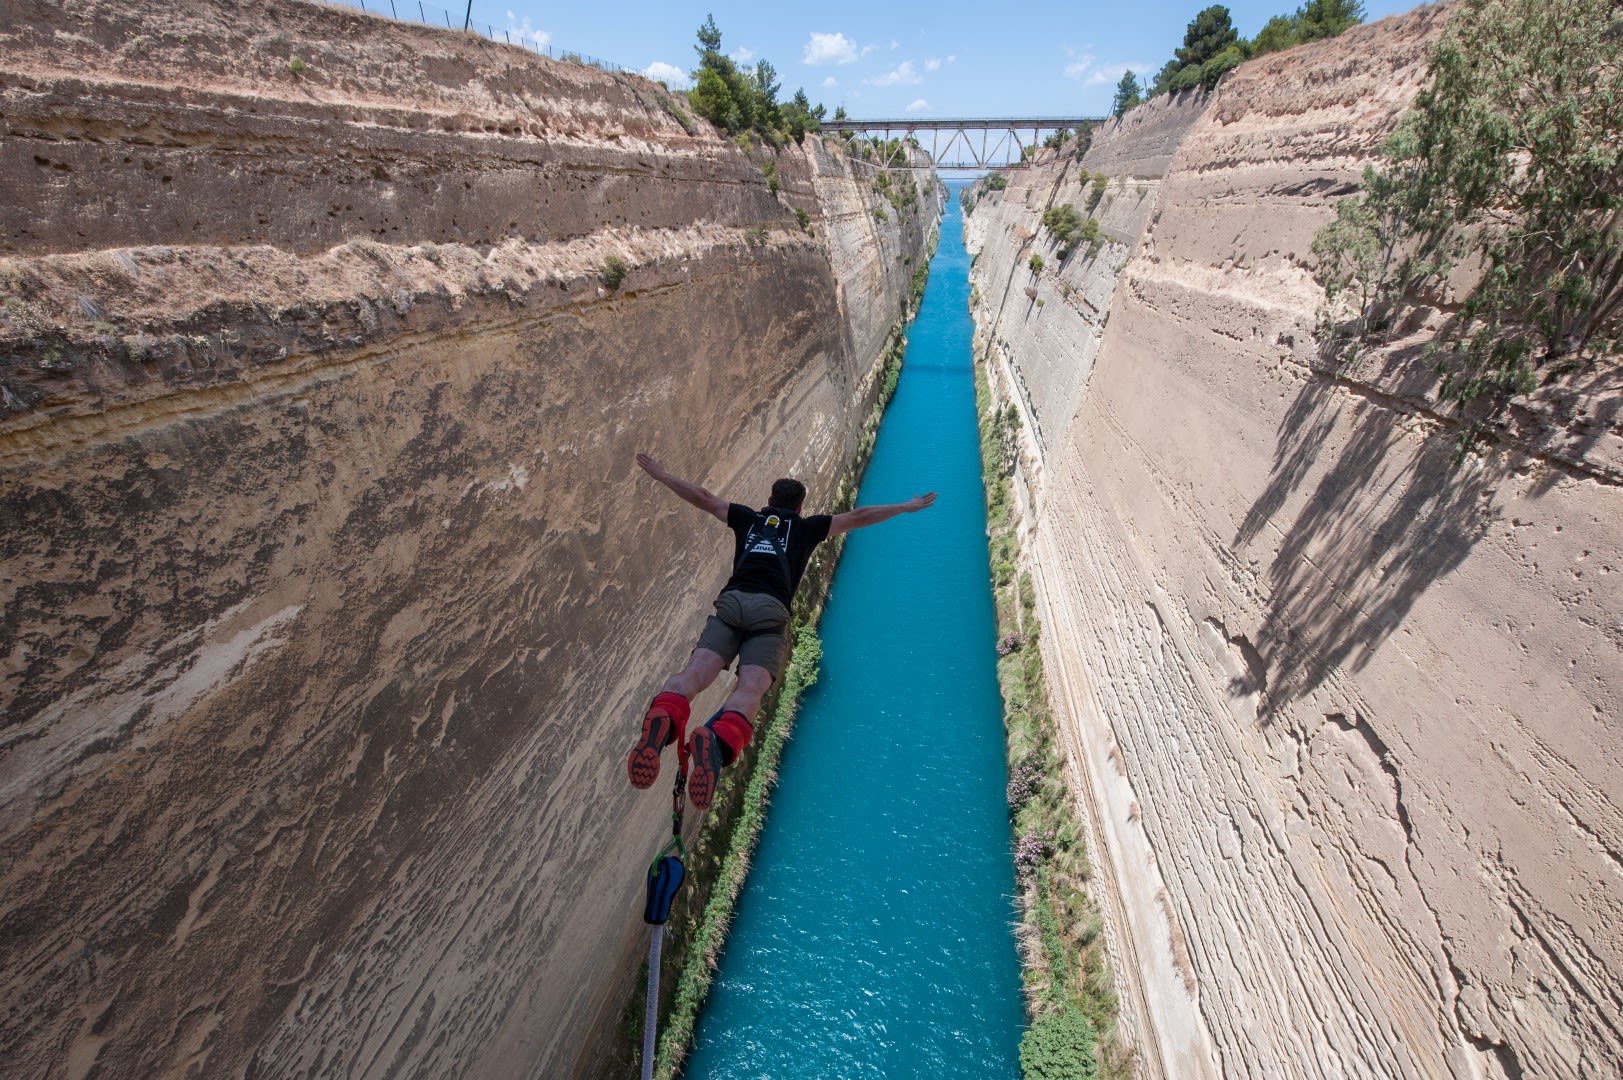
[768, 478, 806, 511]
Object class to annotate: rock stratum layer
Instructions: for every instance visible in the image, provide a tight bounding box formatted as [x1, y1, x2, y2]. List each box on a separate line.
[0, 2, 941, 1076]
[968, 6, 1621, 1078]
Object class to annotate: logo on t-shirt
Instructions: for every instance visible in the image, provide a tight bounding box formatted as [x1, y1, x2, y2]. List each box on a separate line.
[746, 514, 789, 557]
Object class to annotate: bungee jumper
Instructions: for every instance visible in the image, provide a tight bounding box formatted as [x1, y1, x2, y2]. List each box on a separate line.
[626, 451, 937, 810]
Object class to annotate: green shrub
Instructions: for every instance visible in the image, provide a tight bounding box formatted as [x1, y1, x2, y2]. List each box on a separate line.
[1019, 1007, 1098, 1080]
[1041, 204, 1084, 253]
[1086, 173, 1108, 212]
[986, 173, 1009, 191]
[794, 207, 811, 232]
[600, 255, 628, 291]
[1028, 252, 1045, 276]
[288, 57, 306, 75]
[655, 92, 696, 135]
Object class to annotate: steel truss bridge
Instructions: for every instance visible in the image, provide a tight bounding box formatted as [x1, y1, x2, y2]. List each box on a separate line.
[820, 117, 1106, 170]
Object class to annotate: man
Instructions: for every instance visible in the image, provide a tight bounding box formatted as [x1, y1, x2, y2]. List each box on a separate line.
[627, 452, 937, 810]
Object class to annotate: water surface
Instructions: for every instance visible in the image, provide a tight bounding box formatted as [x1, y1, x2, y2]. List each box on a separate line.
[684, 190, 1023, 1079]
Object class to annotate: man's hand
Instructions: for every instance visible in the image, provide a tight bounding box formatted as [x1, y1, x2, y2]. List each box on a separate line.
[635, 452, 728, 522]
[829, 491, 938, 537]
[636, 452, 669, 482]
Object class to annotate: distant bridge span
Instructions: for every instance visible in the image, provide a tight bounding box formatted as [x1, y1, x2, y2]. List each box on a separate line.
[821, 117, 1106, 170]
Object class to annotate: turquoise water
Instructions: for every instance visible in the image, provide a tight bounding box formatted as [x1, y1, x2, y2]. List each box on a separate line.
[683, 190, 1024, 1078]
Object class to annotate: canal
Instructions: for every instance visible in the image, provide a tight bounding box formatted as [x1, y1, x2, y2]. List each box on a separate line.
[684, 187, 1024, 1078]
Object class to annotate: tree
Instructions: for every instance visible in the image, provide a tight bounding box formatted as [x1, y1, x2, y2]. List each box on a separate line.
[781, 88, 821, 143]
[685, 15, 801, 140]
[1150, 58, 1182, 96]
[1253, 14, 1303, 56]
[1112, 70, 1143, 117]
[752, 58, 782, 131]
[688, 15, 747, 132]
[695, 13, 721, 58]
[1154, 5, 1242, 94]
[1253, 0, 1365, 57]
[1298, 0, 1365, 41]
[689, 66, 742, 132]
[1311, 0, 1623, 449]
[1175, 5, 1239, 69]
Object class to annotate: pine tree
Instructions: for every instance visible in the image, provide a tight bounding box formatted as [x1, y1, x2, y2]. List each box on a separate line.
[1112, 70, 1143, 117]
[1298, 0, 1365, 41]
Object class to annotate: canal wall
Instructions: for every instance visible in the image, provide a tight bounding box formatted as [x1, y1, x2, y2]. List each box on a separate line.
[0, 1, 941, 1076]
[966, 5, 1623, 1078]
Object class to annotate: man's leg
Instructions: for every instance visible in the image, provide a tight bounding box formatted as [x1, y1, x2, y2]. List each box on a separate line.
[686, 661, 777, 811]
[660, 648, 729, 700]
[627, 647, 728, 789]
[720, 663, 774, 723]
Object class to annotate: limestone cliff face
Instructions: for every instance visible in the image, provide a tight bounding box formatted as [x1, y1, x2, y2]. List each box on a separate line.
[0, 2, 941, 1076]
[968, 6, 1622, 1078]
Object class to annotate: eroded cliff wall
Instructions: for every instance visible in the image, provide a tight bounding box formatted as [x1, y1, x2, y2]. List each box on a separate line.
[968, 6, 1622, 1078]
[0, 2, 940, 1076]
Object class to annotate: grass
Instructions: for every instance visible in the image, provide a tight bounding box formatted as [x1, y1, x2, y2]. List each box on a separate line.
[974, 361, 1135, 1080]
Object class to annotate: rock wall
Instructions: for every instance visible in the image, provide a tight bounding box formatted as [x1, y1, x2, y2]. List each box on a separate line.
[0, 2, 940, 1077]
[968, 6, 1623, 1078]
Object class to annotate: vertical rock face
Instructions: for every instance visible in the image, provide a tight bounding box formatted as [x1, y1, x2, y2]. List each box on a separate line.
[969, 7, 1622, 1079]
[0, 2, 941, 1077]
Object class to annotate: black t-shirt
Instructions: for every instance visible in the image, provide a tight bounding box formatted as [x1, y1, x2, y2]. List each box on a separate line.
[722, 503, 833, 607]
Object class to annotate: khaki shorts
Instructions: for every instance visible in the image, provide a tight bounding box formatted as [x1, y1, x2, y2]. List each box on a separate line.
[696, 589, 791, 674]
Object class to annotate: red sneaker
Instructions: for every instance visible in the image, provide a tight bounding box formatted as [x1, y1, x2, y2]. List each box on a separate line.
[627, 710, 676, 789]
[686, 725, 724, 810]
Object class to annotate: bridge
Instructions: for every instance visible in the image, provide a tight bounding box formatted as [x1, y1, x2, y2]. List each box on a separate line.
[820, 117, 1106, 170]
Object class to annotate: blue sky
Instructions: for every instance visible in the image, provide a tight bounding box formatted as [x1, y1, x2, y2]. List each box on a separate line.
[378, 1, 1425, 117]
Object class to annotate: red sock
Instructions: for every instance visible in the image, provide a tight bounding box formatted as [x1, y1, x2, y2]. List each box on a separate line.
[648, 691, 691, 744]
[710, 710, 754, 765]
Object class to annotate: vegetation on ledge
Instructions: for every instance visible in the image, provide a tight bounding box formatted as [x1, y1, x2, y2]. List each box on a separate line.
[1310, 0, 1622, 455]
[975, 365, 1133, 1080]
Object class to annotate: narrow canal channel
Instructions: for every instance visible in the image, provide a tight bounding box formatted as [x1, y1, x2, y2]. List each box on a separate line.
[684, 188, 1024, 1078]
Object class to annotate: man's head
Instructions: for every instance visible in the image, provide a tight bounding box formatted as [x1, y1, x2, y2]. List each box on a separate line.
[768, 478, 807, 513]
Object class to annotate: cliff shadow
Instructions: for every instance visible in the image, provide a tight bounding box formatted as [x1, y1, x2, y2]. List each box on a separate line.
[1238, 351, 1507, 712]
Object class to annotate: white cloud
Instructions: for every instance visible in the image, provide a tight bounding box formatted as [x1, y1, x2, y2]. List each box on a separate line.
[890, 40, 900, 49]
[905, 98, 929, 113]
[860, 43, 878, 57]
[1085, 62, 1151, 88]
[504, 13, 550, 48]
[1063, 45, 1098, 81]
[947, 54, 957, 63]
[732, 46, 754, 63]
[644, 61, 689, 87]
[925, 58, 941, 72]
[804, 32, 858, 65]
[822, 75, 839, 88]
[866, 60, 922, 87]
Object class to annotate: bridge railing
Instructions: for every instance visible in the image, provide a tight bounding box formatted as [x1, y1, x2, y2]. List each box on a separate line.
[821, 117, 1105, 170]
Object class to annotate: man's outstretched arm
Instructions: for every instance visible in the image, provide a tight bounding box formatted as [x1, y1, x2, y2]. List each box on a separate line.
[828, 492, 937, 537]
[636, 453, 729, 522]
